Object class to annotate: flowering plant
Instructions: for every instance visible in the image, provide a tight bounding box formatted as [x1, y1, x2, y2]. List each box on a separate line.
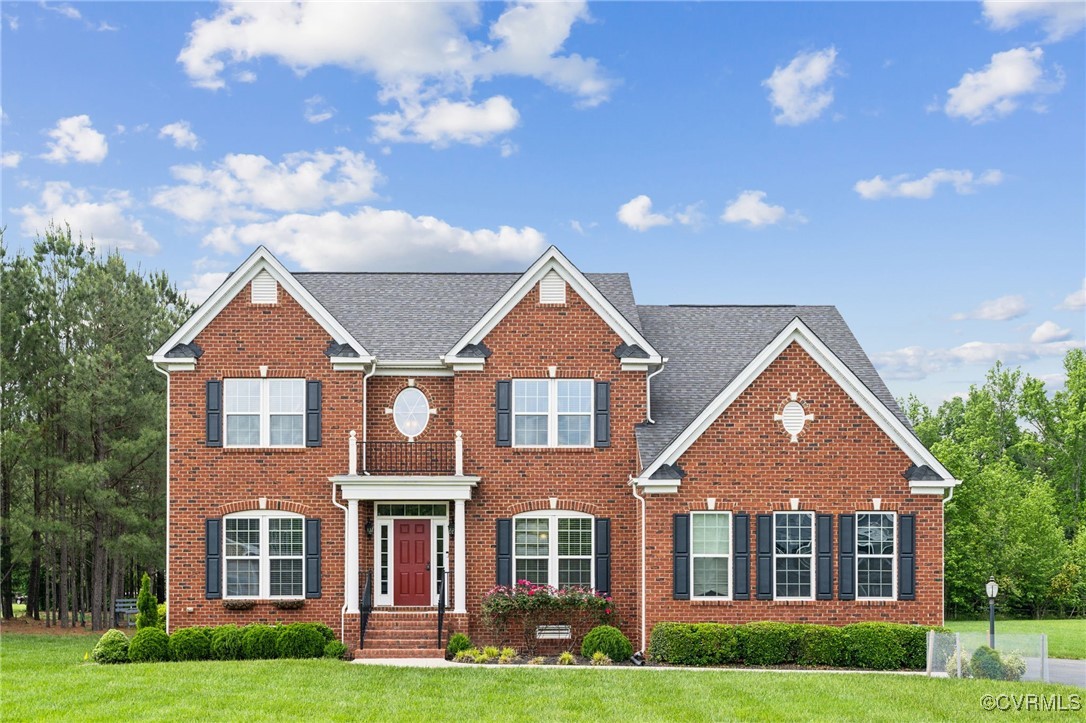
[481, 580, 615, 653]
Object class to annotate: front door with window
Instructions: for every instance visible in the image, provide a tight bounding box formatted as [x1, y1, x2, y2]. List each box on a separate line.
[393, 520, 431, 606]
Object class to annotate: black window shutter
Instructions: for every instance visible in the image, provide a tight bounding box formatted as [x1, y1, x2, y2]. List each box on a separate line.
[594, 381, 611, 448]
[838, 514, 856, 600]
[495, 380, 512, 447]
[898, 513, 916, 601]
[305, 518, 322, 598]
[594, 518, 611, 594]
[305, 380, 322, 447]
[755, 514, 773, 599]
[733, 513, 751, 600]
[206, 380, 222, 447]
[205, 518, 222, 599]
[816, 514, 833, 600]
[496, 518, 513, 586]
[673, 514, 690, 599]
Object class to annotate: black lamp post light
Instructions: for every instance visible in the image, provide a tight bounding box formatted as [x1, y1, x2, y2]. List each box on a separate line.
[986, 575, 999, 649]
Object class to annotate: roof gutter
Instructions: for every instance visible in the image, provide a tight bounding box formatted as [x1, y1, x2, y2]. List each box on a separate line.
[644, 357, 668, 424]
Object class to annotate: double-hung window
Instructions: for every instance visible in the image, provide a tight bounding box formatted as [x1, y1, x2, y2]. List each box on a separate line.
[512, 379, 593, 447]
[856, 512, 895, 600]
[513, 512, 594, 589]
[691, 512, 731, 599]
[224, 512, 305, 598]
[774, 511, 814, 600]
[224, 378, 305, 447]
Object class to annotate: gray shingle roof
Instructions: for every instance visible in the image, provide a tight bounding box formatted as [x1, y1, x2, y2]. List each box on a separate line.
[634, 305, 909, 469]
[294, 272, 641, 359]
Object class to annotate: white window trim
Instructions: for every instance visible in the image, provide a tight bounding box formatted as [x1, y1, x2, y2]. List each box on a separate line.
[223, 510, 305, 599]
[856, 511, 897, 601]
[391, 387, 432, 441]
[691, 511, 732, 601]
[511, 379, 594, 448]
[512, 510, 594, 589]
[772, 511, 816, 601]
[224, 378, 306, 449]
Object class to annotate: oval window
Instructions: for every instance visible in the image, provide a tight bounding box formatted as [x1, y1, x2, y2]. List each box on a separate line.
[393, 387, 430, 438]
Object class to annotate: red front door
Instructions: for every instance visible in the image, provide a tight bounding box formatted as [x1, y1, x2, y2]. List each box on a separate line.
[394, 520, 431, 606]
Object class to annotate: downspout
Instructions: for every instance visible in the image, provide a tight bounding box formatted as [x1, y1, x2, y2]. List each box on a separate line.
[939, 484, 955, 626]
[644, 358, 668, 424]
[152, 362, 170, 633]
[331, 485, 348, 644]
[629, 475, 647, 655]
[362, 360, 378, 475]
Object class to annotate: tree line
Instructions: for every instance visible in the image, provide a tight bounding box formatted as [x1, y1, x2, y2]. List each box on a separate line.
[904, 349, 1085, 619]
[1, 225, 1081, 625]
[1, 227, 190, 629]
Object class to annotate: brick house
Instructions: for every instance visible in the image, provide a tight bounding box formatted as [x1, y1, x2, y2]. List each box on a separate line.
[150, 246, 958, 658]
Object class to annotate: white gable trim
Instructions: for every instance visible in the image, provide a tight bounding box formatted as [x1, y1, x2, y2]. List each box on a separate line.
[151, 246, 373, 365]
[635, 317, 957, 492]
[444, 246, 660, 366]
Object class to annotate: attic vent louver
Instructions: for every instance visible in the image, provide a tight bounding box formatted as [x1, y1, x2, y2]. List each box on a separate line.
[539, 270, 566, 304]
[251, 270, 278, 304]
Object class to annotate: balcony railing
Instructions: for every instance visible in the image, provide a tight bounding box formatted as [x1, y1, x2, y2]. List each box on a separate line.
[348, 430, 464, 476]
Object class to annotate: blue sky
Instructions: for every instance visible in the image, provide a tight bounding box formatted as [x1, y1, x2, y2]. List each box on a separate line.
[2, 1, 1083, 408]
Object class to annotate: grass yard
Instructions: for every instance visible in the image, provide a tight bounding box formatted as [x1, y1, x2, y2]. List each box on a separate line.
[1, 632, 1080, 722]
[945, 619, 1085, 660]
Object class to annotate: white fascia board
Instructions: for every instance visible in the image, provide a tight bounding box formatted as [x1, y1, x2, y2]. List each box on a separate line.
[630, 478, 680, 495]
[146, 354, 195, 372]
[637, 317, 955, 487]
[151, 246, 373, 363]
[374, 361, 454, 377]
[620, 358, 661, 371]
[442, 355, 486, 372]
[445, 246, 660, 361]
[332, 475, 480, 501]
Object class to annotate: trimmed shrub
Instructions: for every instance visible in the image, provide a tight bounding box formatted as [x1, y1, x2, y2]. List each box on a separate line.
[92, 629, 130, 664]
[738, 622, 801, 666]
[945, 648, 972, 678]
[557, 651, 575, 665]
[169, 627, 211, 662]
[970, 646, 1005, 680]
[1001, 652, 1026, 682]
[300, 622, 336, 644]
[128, 627, 170, 663]
[796, 625, 844, 667]
[895, 625, 947, 670]
[135, 573, 158, 630]
[843, 623, 905, 670]
[155, 604, 167, 631]
[324, 640, 349, 660]
[242, 624, 279, 660]
[446, 632, 473, 658]
[647, 623, 740, 666]
[581, 625, 633, 663]
[591, 651, 612, 666]
[276, 622, 325, 659]
[210, 624, 244, 661]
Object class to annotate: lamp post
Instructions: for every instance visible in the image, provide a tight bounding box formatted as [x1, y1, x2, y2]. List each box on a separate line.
[986, 575, 999, 649]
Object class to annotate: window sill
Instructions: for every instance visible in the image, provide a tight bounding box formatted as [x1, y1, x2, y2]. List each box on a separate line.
[221, 447, 309, 454]
[769, 599, 817, 606]
[856, 599, 900, 606]
[691, 599, 736, 606]
[510, 447, 596, 454]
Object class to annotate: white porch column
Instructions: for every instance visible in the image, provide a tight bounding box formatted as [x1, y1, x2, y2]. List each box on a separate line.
[454, 498, 467, 613]
[346, 499, 360, 613]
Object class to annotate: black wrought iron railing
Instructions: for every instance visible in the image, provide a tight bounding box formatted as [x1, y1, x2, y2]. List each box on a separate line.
[359, 570, 373, 650]
[436, 570, 448, 649]
[362, 441, 456, 475]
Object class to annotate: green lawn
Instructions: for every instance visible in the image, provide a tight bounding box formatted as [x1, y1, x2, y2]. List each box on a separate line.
[945, 619, 1085, 660]
[1, 633, 1080, 722]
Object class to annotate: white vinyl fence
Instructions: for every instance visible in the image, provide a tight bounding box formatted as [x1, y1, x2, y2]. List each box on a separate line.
[927, 630, 1049, 683]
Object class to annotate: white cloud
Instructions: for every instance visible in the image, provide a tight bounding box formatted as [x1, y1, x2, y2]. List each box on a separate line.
[1, 151, 22, 168]
[200, 207, 546, 271]
[499, 139, 518, 158]
[182, 271, 229, 304]
[854, 168, 1004, 200]
[617, 195, 672, 232]
[1056, 278, 1086, 311]
[303, 96, 336, 124]
[873, 339, 1082, 380]
[982, 1, 1086, 42]
[951, 294, 1030, 321]
[152, 147, 381, 223]
[721, 190, 804, 228]
[675, 203, 706, 230]
[14, 181, 159, 253]
[5, 14, 19, 30]
[158, 120, 200, 150]
[763, 47, 839, 126]
[1030, 320, 1072, 344]
[42, 3, 81, 21]
[177, 2, 610, 146]
[41, 114, 108, 164]
[372, 96, 520, 147]
[944, 47, 1064, 123]
[234, 69, 257, 83]
[1037, 372, 1068, 388]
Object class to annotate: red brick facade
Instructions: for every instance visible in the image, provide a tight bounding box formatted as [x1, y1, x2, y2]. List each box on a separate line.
[164, 266, 944, 651]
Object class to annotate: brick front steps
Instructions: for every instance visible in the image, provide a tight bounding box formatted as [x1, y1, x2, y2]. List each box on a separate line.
[353, 609, 466, 660]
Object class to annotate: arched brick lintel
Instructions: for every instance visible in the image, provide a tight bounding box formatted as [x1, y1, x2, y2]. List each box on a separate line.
[216, 498, 313, 516]
[507, 498, 599, 516]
